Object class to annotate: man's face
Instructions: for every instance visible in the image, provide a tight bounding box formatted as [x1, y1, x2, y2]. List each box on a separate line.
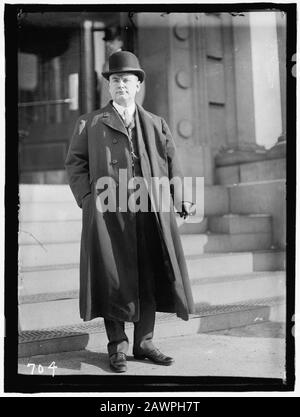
[109, 73, 141, 107]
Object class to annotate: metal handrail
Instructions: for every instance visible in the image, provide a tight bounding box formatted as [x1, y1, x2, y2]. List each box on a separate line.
[18, 98, 72, 108]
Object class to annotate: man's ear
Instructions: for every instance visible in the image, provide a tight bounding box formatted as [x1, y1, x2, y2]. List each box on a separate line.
[136, 80, 141, 92]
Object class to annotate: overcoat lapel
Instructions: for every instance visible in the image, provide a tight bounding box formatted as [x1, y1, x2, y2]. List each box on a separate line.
[134, 108, 159, 216]
[100, 102, 128, 138]
[135, 104, 163, 215]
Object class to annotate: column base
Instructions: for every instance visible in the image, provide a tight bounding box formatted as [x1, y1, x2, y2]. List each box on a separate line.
[266, 133, 286, 160]
[215, 142, 267, 167]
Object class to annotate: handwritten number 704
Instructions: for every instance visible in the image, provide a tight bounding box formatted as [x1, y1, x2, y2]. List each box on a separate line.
[27, 361, 57, 377]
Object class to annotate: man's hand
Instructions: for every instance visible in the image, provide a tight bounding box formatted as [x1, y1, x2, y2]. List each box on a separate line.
[178, 201, 196, 219]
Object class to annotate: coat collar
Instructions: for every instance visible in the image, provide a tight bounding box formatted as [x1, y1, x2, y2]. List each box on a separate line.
[99, 101, 128, 137]
[98, 101, 156, 138]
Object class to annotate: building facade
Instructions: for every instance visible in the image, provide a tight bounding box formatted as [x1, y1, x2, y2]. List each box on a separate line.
[17, 10, 287, 339]
[18, 11, 286, 182]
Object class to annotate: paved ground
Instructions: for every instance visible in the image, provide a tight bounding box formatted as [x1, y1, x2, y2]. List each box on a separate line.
[18, 322, 286, 379]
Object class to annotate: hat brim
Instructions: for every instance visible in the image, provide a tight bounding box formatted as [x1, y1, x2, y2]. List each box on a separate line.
[102, 68, 145, 83]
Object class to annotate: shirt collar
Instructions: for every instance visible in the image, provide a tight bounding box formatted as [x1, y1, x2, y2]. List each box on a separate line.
[112, 101, 136, 119]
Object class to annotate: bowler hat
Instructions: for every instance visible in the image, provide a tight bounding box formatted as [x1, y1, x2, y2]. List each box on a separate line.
[102, 51, 145, 82]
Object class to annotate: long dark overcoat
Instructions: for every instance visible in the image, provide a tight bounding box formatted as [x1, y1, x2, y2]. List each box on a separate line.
[65, 101, 195, 322]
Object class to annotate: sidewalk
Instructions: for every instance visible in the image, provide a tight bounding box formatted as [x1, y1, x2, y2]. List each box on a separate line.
[18, 322, 285, 379]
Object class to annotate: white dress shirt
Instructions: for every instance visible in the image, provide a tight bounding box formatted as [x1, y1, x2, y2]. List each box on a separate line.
[112, 101, 136, 123]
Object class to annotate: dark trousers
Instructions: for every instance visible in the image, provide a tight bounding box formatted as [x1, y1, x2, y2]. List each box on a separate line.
[104, 210, 160, 356]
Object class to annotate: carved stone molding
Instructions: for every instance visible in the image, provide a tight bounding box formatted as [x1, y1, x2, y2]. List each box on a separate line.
[175, 70, 191, 89]
[177, 119, 193, 138]
[173, 23, 189, 41]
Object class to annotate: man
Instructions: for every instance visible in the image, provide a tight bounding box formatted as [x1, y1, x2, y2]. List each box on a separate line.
[100, 27, 145, 108]
[65, 51, 195, 373]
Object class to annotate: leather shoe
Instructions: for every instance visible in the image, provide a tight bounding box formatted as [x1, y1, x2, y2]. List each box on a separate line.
[133, 347, 174, 366]
[109, 352, 127, 373]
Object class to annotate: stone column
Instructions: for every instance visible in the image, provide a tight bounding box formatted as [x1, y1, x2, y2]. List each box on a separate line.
[81, 20, 96, 114]
[250, 11, 283, 150]
[266, 11, 286, 160]
[136, 12, 213, 183]
[215, 13, 267, 168]
[232, 13, 256, 146]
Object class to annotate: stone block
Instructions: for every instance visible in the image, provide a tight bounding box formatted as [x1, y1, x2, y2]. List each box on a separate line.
[215, 165, 240, 185]
[204, 185, 230, 215]
[208, 214, 272, 234]
[240, 158, 286, 182]
[228, 179, 286, 248]
[181, 232, 272, 255]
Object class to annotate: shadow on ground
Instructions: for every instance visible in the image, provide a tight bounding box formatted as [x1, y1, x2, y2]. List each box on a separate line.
[206, 321, 286, 338]
[18, 349, 166, 375]
[18, 350, 113, 374]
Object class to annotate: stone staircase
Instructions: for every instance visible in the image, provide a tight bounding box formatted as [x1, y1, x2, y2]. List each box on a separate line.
[18, 157, 286, 357]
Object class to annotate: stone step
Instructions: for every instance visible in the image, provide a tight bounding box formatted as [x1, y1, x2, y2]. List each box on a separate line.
[228, 179, 286, 248]
[19, 202, 82, 222]
[191, 271, 285, 306]
[181, 232, 272, 256]
[207, 214, 272, 234]
[18, 296, 285, 358]
[18, 253, 253, 296]
[18, 213, 272, 245]
[18, 250, 285, 297]
[19, 242, 80, 269]
[18, 271, 285, 330]
[19, 220, 82, 244]
[19, 271, 286, 306]
[18, 213, 272, 246]
[177, 217, 208, 234]
[19, 184, 75, 203]
[19, 264, 80, 296]
[215, 158, 286, 185]
[19, 217, 208, 244]
[253, 250, 286, 271]
[18, 230, 273, 269]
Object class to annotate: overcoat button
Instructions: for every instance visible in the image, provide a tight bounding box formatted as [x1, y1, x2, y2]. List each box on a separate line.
[112, 159, 118, 164]
[113, 139, 118, 144]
